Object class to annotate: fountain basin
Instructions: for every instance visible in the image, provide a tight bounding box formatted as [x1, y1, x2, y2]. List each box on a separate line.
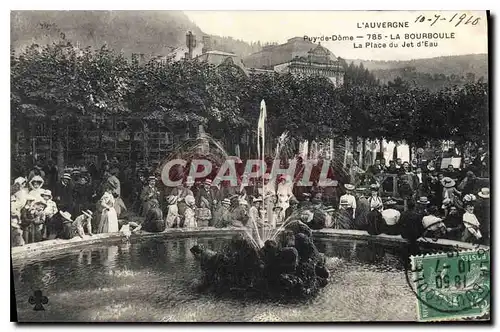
[11, 229, 487, 322]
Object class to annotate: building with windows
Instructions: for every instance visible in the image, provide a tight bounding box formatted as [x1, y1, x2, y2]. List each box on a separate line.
[243, 37, 344, 87]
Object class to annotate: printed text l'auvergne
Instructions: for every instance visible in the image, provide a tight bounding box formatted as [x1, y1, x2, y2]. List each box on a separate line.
[357, 21, 410, 29]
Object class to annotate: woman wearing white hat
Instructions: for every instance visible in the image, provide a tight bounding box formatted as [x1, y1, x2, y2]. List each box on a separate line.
[97, 191, 119, 233]
[41, 189, 58, 220]
[28, 175, 45, 199]
[339, 184, 357, 220]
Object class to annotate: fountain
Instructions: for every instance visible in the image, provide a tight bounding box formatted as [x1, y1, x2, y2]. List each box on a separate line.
[189, 100, 333, 298]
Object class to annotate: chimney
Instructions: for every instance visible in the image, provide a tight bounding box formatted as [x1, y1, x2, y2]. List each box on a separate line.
[202, 35, 212, 54]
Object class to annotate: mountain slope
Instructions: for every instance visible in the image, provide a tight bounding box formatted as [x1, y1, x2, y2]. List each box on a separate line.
[346, 54, 488, 88]
[11, 11, 204, 56]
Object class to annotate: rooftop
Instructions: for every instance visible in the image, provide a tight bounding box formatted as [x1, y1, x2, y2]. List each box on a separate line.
[243, 37, 340, 70]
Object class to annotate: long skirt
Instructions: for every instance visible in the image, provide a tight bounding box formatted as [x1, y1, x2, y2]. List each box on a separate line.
[334, 208, 354, 229]
[114, 197, 127, 218]
[98, 208, 119, 233]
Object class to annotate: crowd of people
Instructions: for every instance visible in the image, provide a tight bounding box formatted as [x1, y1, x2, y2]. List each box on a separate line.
[10, 153, 490, 248]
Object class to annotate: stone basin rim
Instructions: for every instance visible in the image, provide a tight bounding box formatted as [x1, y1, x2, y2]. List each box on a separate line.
[10, 227, 488, 262]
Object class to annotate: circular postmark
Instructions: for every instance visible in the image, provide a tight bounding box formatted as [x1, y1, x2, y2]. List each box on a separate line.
[402, 221, 490, 318]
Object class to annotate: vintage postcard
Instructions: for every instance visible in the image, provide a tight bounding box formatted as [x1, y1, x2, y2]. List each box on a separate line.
[10, 10, 490, 323]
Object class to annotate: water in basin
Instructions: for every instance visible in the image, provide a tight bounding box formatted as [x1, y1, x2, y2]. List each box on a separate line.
[12, 236, 418, 322]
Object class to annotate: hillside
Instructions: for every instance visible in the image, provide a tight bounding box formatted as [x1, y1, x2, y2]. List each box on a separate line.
[11, 11, 263, 59]
[346, 55, 488, 89]
[11, 11, 204, 56]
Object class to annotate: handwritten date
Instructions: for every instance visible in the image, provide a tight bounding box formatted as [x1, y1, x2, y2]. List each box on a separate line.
[415, 13, 481, 27]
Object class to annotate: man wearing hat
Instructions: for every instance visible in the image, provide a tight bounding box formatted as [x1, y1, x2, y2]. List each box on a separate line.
[55, 172, 75, 215]
[195, 178, 215, 222]
[73, 210, 94, 238]
[248, 197, 266, 228]
[476, 188, 490, 244]
[339, 184, 357, 220]
[213, 198, 232, 228]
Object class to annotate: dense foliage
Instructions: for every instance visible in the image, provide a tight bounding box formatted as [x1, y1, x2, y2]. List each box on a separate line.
[11, 41, 490, 153]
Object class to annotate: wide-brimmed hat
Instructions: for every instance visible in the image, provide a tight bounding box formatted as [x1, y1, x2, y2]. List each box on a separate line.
[478, 188, 490, 199]
[62, 173, 71, 181]
[253, 197, 263, 203]
[148, 176, 156, 181]
[370, 183, 380, 190]
[41, 189, 52, 198]
[25, 194, 37, 202]
[221, 198, 231, 206]
[204, 178, 212, 185]
[302, 193, 311, 198]
[463, 194, 477, 202]
[59, 211, 73, 222]
[82, 210, 93, 218]
[417, 197, 430, 205]
[167, 195, 178, 204]
[441, 177, 456, 188]
[238, 199, 249, 205]
[14, 177, 27, 185]
[344, 184, 355, 191]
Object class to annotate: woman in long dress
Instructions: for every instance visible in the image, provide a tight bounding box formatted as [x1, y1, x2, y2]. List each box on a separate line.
[97, 191, 119, 233]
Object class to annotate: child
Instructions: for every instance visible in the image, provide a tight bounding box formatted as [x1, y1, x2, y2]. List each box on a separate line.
[462, 204, 482, 242]
[184, 195, 197, 228]
[73, 210, 94, 238]
[165, 195, 180, 228]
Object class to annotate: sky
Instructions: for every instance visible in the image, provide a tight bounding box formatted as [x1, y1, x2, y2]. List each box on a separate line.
[184, 11, 488, 61]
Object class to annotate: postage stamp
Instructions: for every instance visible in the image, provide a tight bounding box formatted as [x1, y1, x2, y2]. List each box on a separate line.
[410, 248, 490, 321]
